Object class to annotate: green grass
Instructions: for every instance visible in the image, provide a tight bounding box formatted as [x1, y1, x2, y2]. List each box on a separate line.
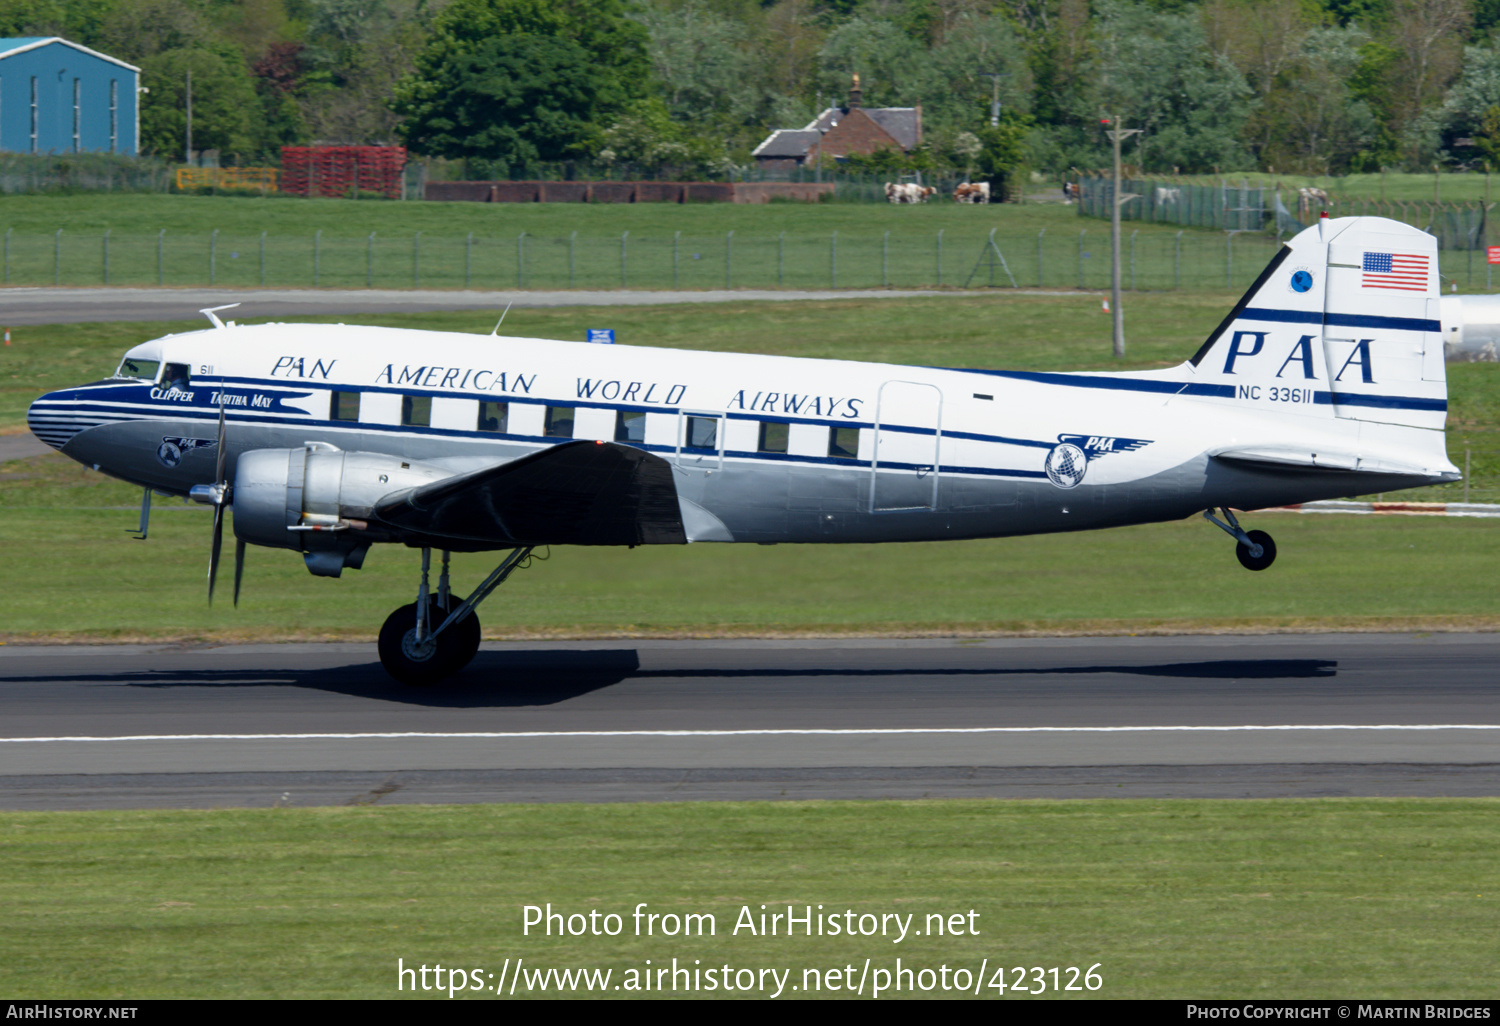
[0, 503, 1495, 642]
[4, 800, 1498, 998]
[1163, 170, 1500, 205]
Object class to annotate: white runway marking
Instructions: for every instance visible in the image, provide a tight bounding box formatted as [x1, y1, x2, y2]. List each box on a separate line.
[4, 725, 1500, 743]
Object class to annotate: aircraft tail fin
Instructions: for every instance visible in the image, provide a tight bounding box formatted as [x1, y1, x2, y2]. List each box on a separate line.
[1187, 215, 1447, 433]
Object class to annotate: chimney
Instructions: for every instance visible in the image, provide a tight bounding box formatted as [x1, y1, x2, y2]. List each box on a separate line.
[848, 73, 862, 110]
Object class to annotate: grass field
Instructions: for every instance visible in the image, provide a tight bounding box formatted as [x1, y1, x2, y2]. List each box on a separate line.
[3, 800, 1497, 998]
[1166, 170, 1500, 205]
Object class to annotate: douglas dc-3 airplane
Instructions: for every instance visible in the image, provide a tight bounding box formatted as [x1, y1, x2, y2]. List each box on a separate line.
[28, 215, 1459, 684]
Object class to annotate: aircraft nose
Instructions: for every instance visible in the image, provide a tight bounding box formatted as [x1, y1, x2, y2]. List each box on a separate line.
[27, 387, 83, 452]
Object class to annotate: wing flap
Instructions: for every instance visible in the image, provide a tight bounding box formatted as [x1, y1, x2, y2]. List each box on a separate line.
[371, 441, 687, 546]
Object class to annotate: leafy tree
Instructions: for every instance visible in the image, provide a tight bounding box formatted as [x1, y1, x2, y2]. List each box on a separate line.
[393, 0, 649, 161]
[1258, 25, 1382, 173]
[137, 46, 261, 159]
[815, 15, 926, 108]
[395, 32, 606, 169]
[597, 97, 731, 177]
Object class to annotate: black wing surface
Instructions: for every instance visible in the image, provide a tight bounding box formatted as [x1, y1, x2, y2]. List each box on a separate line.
[371, 441, 687, 547]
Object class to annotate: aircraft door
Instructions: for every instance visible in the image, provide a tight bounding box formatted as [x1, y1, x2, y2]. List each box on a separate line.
[871, 381, 943, 511]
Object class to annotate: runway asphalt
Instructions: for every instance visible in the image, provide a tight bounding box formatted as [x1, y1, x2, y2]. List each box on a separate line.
[2, 634, 1497, 809]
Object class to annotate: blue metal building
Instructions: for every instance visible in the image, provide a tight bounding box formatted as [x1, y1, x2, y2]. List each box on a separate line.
[0, 37, 139, 156]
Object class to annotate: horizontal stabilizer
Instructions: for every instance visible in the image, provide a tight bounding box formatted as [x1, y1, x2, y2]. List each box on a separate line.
[372, 441, 687, 546]
[1211, 446, 1444, 477]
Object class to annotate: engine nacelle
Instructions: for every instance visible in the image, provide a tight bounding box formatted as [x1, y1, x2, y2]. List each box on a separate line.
[232, 443, 453, 576]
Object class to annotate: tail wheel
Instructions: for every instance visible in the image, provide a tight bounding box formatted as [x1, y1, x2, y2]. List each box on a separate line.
[1236, 529, 1277, 572]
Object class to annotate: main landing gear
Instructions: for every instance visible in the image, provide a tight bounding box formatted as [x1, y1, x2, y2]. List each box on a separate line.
[377, 546, 534, 686]
[1203, 507, 1277, 571]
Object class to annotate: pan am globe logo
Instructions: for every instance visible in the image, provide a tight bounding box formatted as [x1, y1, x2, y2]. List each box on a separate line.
[157, 436, 217, 468]
[1289, 268, 1314, 293]
[1044, 442, 1088, 489]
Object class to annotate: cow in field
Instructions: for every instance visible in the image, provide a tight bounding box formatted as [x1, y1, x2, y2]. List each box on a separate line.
[954, 182, 990, 203]
[1297, 187, 1331, 220]
[885, 182, 934, 203]
[1154, 187, 1181, 204]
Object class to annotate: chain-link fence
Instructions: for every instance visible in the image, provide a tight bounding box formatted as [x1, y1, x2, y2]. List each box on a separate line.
[0, 153, 175, 194]
[1078, 173, 1493, 251]
[0, 225, 1298, 292]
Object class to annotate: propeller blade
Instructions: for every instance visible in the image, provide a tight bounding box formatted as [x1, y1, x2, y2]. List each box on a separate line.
[214, 400, 227, 486]
[208, 502, 223, 605]
[233, 537, 245, 608]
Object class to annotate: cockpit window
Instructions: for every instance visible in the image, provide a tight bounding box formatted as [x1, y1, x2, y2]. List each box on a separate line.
[161, 363, 191, 390]
[115, 357, 160, 381]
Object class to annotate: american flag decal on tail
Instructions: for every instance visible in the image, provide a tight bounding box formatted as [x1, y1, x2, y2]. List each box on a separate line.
[1362, 251, 1429, 291]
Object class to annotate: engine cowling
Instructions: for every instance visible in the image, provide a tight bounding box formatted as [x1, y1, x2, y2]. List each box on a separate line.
[232, 443, 453, 576]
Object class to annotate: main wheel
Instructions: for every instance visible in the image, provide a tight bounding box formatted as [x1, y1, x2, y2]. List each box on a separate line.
[378, 601, 454, 686]
[1235, 529, 1277, 571]
[429, 594, 481, 675]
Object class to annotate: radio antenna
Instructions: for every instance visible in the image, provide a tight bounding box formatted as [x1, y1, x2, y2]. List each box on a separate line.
[490, 301, 513, 336]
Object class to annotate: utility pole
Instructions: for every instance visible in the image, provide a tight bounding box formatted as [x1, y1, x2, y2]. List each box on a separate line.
[980, 72, 1001, 127]
[185, 67, 193, 165]
[1105, 113, 1141, 358]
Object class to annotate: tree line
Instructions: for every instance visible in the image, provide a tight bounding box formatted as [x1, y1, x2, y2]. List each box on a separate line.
[4, 0, 1500, 179]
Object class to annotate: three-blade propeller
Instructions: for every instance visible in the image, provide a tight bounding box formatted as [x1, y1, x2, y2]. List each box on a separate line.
[190, 400, 245, 606]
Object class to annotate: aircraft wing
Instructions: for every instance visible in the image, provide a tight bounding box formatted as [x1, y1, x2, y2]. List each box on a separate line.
[370, 440, 687, 546]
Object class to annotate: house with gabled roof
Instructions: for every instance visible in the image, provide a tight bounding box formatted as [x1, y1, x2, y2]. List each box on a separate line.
[0, 37, 140, 155]
[752, 76, 921, 170]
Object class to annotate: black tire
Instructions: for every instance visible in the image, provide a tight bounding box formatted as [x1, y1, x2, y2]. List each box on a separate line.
[429, 594, 481, 675]
[377, 601, 451, 686]
[1235, 529, 1277, 571]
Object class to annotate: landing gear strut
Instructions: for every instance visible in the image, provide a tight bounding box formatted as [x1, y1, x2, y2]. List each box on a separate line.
[1203, 507, 1276, 572]
[377, 546, 533, 686]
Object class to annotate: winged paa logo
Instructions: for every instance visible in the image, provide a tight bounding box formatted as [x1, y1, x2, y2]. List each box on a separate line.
[1045, 434, 1152, 489]
[157, 436, 218, 468]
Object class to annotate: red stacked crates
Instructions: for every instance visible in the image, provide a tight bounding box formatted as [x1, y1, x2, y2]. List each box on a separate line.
[281, 146, 406, 199]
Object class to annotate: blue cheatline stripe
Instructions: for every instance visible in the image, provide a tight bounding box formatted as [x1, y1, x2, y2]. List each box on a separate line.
[1238, 307, 1442, 333]
[950, 367, 1237, 398]
[1330, 392, 1447, 411]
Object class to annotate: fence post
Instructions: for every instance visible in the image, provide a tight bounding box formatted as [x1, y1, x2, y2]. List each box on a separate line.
[103, 229, 110, 285]
[1077, 229, 1085, 288]
[570, 231, 577, 288]
[413, 231, 420, 287]
[726, 229, 733, 289]
[54, 229, 61, 286]
[3, 227, 9, 284]
[210, 228, 218, 285]
[882, 230, 889, 287]
[621, 231, 628, 287]
[1037, 229, 1044, 287]
[465, 232, 473, 288]
[157, 229, 164, 285]
[672, 231, 679, 288]
[1129, 229, 1136, 290]
[1225, 232, 1232, 289]
[261, 231, 267, 286]
[1464, 447, 1471, 503]
[313, 229, 320, 287]
[830, 230, 837, 288]
[778, 231, 784, 287]
[367, 232, 374, 288]
[517, 232, 526, 289]
[936, 229, 943, 286]
[1175, 231, 1182, 289]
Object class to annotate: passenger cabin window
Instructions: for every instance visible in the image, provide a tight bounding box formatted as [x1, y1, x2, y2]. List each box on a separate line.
[615, 410, 645, 443]
[758, 422, 788, 453]
[116, 357, 160, 381]
[478, 401, 508, 433]
[162, 363, 191, 391]
[683, 416, 718, 452]
[330, 392, 360, 421]
[401, 395, 431, 427]
[544, 406, 574, 437]
[828, 426, 859, 459]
